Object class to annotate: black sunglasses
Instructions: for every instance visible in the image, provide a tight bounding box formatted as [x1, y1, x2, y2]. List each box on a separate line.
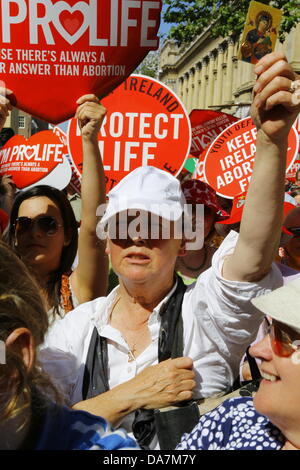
[14, 216, 63, 236]
[286, 227, 300, 237]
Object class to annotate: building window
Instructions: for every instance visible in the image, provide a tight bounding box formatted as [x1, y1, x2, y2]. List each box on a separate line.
[18, 116, 26, 129]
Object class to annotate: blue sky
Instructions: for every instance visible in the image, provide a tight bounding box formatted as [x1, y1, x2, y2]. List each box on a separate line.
[158, 3, 173, 38]
[159, 18, 171, 36]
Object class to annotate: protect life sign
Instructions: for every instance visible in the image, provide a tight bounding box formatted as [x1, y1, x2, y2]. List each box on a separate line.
[0, 0, 162, 123]
[67, 74, 191, 191]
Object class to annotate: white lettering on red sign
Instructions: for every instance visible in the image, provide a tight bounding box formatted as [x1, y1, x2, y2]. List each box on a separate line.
[1, 0, 160, 47]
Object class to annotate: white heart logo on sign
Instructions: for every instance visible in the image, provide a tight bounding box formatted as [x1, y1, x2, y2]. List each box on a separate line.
[25, 146, 36, 160]
[52, 1, 90, 45]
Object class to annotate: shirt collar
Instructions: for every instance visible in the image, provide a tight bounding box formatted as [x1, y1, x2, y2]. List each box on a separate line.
[92, 279, 178, 330]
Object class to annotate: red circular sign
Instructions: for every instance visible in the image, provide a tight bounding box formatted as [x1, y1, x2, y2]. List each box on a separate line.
[0, 0, 162, 123]
[67, 74, 191, 191]
[204, 117, 299, 199]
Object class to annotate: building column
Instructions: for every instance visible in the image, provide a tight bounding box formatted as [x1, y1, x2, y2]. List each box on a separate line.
[288, 22, 300, 71]
[194, 63, 202, 109]
[224, 37, 234, 104]
[207, 52, 215, 108]
[178, 76, 184, 101]
[186, 71, 192, 112]
[182, 72, 189, 109]
[199, 58, 208, 108]
[214, 44, 224, 106]
[187, 68, 195, 112]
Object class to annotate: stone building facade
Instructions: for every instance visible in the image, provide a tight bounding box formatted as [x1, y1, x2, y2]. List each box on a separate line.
[159, 23, 300, 117]
[4, 109, 49, 139]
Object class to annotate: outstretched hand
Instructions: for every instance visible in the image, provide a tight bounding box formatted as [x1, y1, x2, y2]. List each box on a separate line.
[0, 174, 16, 195]
[75, 94, 106, 141]
[251, 52, 300, 142]
[0, 88, 13, 132]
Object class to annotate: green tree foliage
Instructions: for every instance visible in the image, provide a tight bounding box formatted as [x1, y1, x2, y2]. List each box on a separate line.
[163, 0, 300, 45]
[135, 51, 159, 78]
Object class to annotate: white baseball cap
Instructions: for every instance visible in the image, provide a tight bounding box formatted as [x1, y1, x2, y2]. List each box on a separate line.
[251, 278, 300, 334]
[100, 166, 187, 227]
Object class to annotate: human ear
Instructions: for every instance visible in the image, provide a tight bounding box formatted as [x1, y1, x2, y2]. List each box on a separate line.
[5, 328, 35, 372]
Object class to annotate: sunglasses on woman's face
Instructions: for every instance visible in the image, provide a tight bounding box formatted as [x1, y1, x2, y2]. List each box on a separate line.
[267, 322, 300, 357]
[14, 216, 63, 237]
[286, 227, 300, 237]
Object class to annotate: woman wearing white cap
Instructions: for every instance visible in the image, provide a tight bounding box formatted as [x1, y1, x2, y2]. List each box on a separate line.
[177, 278, 300, 450]
[40, 52, 300, 450]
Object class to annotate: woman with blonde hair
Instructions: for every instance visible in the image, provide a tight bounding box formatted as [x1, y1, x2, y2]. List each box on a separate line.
[0, 241, 137, 450]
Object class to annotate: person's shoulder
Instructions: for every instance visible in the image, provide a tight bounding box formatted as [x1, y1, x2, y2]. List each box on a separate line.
[52, 296, 107, 329]
[204, 396, 256, 419]
[222, 396, 258, 414]
[177, 397, 266, 450]
[185, 231, 238, 290]
[43, 296, 107, 350]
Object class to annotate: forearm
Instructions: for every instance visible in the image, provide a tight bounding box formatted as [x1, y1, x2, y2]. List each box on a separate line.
[72, 98, 109, 301]
[72, 384, 143, 426]
[224, 130, 287, 281]
[72, 137, 108, 300]
[81, 136, 106, 229]
[0, 193, 13, 214]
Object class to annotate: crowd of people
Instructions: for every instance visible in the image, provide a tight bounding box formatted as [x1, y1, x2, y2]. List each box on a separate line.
[1, 52, 300, 451]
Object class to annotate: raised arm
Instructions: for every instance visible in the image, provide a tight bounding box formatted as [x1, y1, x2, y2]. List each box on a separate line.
[70, 95, 108, 302]
[223, 52, 300, 282]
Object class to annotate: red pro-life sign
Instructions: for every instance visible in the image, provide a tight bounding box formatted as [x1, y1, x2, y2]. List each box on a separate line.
[0, 0, 162, 123]
[189, 109, 238, 157]
[67, 74, 191, 192]
[0, 130, 71, 189]
[203, 117, 299, 199]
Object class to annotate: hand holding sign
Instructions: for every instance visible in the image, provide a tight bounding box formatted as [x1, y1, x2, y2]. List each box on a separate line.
[0, 86, 13, 130]
[252, 52, 300, 142]
[75, 94, 107, 140]
[222, 53, 300, 283]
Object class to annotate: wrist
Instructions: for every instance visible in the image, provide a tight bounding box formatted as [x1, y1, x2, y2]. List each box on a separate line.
[81, 133, 99, 144]
[109, 384, 143, 415]
[256, 128, 289, 148]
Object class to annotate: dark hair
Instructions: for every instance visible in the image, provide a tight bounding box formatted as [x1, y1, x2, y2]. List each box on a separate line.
[0, 241, 61, 426]
[8, 185, 78, 316]
[290, 188, 300, 198]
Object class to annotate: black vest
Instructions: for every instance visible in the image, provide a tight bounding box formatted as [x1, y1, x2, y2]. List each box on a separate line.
[82, 276, 188, 448]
